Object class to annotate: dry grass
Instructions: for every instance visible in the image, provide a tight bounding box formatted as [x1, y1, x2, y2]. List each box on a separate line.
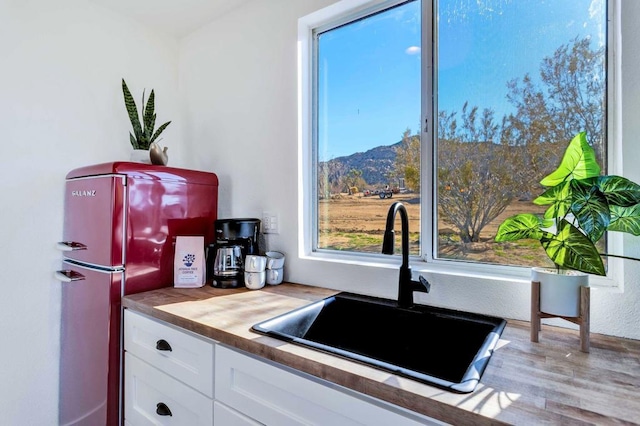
[318, 193, 555, 267]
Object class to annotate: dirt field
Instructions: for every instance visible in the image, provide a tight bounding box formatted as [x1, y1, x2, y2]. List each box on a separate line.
[318, 193, 554, 267]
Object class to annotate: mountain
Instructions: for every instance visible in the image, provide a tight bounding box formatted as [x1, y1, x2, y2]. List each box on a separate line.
[320, 141, 401, 188]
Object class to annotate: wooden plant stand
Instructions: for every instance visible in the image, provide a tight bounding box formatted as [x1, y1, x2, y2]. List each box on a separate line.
[530, 281, 591, 353]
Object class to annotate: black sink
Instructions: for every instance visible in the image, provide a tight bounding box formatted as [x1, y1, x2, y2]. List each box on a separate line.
[251, 292, 506, 393]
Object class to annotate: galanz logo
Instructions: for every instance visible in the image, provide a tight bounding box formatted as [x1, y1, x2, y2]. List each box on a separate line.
[71, 190, 96, 197]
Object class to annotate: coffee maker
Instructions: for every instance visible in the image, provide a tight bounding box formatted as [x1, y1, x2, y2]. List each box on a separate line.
[208, 218, 261, 288]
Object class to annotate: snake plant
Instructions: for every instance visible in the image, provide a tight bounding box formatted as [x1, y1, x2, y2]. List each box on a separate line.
[122, 79, 171, 150]
[495, 132, 640, 276]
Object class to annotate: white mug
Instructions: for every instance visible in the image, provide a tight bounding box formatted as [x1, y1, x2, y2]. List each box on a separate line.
[266, 267, 284, 285]
[245, 255, 267, 272]
[244, 271, 266, 289]
[266, 251, 285, 269]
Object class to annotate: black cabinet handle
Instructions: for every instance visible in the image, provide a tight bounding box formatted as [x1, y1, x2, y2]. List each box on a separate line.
[156, 402, 172, 416]
[156, 339, 172, 351]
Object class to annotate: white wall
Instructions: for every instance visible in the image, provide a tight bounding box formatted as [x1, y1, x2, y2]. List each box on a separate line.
[0, 0, 181, 423]
[180, 0, 640, 340]
[179, 0, 336, 220]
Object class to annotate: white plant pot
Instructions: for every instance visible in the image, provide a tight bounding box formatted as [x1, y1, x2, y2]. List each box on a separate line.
[532, 267, 589, 317]
[130, 149, 151, 164]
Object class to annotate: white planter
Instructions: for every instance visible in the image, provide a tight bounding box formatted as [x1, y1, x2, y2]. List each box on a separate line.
[130, 149, 151, 164]
[532, 267, 589, 317]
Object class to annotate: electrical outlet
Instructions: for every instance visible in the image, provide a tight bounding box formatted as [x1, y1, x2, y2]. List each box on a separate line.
[262, 211, 279, 234]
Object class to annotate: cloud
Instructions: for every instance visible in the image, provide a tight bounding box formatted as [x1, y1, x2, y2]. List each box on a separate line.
[405, 46, 421, 55]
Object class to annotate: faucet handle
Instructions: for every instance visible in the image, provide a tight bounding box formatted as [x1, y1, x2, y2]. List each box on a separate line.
[417, 275, 431, 293]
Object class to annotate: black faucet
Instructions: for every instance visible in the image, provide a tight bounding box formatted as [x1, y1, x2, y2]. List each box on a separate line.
[382, 202, 430, 308]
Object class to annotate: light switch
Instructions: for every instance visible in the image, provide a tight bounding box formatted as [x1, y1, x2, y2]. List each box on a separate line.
[262, 211, 279, 234]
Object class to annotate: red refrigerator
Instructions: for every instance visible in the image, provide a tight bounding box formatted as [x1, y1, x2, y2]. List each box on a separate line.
[55, 162, 218, 426]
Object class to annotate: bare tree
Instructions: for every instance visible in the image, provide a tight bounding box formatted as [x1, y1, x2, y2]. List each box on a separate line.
[437, 36, 605, 244]
[341, 169, 367, 193]
[539, 36, 606, 163]
[438, 110, 458, 140]
[394, 129, 421, 192]
[438, 106, 516, 243]
[504, 36, 606, 174]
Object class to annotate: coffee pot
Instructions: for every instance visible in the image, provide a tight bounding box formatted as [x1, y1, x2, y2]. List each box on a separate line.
[208, 218, 261, 288]
[211, 245, 243, 284]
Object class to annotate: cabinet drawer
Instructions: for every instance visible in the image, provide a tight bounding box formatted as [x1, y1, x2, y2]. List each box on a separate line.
[214, 402, 262, 426]
[124, 353, 213, 426]
[124, 310, 214, 397]
[215, 345, 438, 426]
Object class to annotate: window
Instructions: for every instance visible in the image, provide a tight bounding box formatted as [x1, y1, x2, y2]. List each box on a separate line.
[303, 0, 610, 273]
[314, 0, 421, 256]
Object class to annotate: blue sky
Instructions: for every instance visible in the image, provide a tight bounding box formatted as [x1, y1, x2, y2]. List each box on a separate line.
[317, 0, 605, 161]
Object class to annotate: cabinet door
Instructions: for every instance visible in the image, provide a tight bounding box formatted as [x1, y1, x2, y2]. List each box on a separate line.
[215, 346, 439, 426]
[124, 353, 213, 426]
[214, 402, 262, 426]
[124, 310, 214, 398]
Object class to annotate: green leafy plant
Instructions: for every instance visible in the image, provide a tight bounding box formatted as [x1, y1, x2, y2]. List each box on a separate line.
[122, 79, 171, 150]
[495, 132, 640, 276]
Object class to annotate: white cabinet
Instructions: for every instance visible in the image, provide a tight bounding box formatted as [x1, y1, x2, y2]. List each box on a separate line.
[215, 345, 440, 426]
[124, 309, 445, 426]
[214, 402, 262, 426]
[124, 309, 214, 397]
[125, 353, 214, 425]
[124, 310, 215, 425]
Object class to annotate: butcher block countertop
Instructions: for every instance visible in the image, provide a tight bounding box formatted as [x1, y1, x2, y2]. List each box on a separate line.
[122, 283, 640, 425]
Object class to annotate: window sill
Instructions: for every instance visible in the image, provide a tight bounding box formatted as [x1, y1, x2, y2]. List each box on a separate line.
[299, 250, 623, 291]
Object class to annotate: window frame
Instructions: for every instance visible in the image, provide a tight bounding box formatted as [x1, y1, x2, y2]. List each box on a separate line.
[298, 0, 623, 288]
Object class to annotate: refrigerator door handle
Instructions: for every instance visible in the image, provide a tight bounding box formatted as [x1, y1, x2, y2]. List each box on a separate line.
[56, 241, 88, 252]
[55, 270, 86, 282]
